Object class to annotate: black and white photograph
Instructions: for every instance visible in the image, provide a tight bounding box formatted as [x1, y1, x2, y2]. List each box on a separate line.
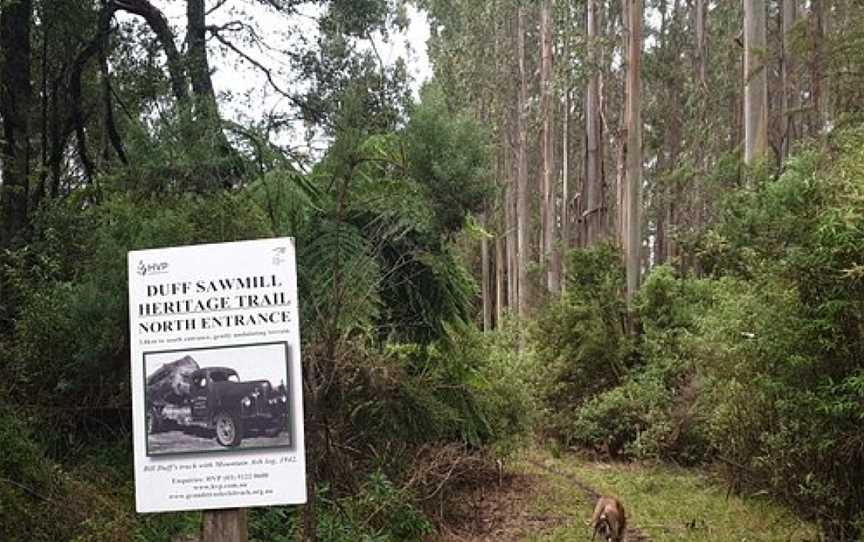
[144, 342, 292, 456]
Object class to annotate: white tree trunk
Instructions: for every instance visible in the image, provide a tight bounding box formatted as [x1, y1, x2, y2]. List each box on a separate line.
[540, 0, 559, 294]
[744, 0, 768, 164]
[781, 0, 798, 158]
[481, 219, 491, 332]
[585, 0, 603, 247]
[495, 235, 505, 325]
[561, 88, 570, 294]
[516, 5, 531, 317]
[624, 0, 643, 302]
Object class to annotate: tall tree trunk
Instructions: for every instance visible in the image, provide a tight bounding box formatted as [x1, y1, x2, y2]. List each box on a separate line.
[113, 0, 187, 103]
[0, 0, 33, 247]
[561, 88, 570, 293]
[664, 96, 682, 266]
[481, 216, 492, 332]
[506, 127, 517, 311]
[624, 0, 643, 302]
[99, 6, 127, 168]
[692, 0, 707, 271]
[781, 0, 799, 158]
[516, 5, 532, 317]
[540, 0, 560, 294]
[744, 0, 768, 164]
[617, 0, 629, 250]
[187, 0, 218, 110]
[819, 0, 831, 131]
[187, 0, 236, 188]
[695, 0, 706, 87]
[660, 0, 677, 268]
[585, 0, 603, 248]
[495, 235, 505, 325]
[561, 3, 572, 290]
[37, 14, 49, 205]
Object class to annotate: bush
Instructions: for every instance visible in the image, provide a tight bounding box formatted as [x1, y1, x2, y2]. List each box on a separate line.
[533, 244, 635, 442]
[0, 416, 143, 542]
[686, 126, 864, 538]
[692, 275, 864, 539]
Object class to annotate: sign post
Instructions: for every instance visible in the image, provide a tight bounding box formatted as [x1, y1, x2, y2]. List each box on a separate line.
[128, 238, 306, 526]
[201, 509, 248, 542]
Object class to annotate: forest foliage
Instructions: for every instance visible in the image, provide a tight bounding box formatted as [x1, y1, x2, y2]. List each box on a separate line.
[533, 126, 864, 538]
[2, 0, 864, 541]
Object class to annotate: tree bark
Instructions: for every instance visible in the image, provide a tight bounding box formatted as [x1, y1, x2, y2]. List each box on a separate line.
[0, 0, 33, 246]
[695, 0, 706, 87]
[188, 0, 238, 188]
[617, 0, 629, 250]
[505, 126, 517, 311]
[481, 216, 492, 332]
[561, 87, 570, 293]
[112, 0, 187, 103]
[540, 0, 559, 294]
[585, 0, 604, 248]
[692, 0, 707, 270]
[187, 0, 219, 108]
[516, 5, 532, 317]
[201, 509, 248, 542]
[744, 0, 768, 164]
[99, 5, 127, 167]
[819, 0, 831, 131]
[781, 0, 799, 158]
[624, 0, 643, 302]
[496, 234, 505, 326]
[68, 6, 118, 183]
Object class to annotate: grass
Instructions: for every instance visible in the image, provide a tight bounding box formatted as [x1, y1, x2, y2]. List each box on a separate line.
[516, 448, 819, 542]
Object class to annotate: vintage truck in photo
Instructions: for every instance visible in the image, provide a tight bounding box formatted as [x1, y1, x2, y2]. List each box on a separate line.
[145, 356, 288, 447]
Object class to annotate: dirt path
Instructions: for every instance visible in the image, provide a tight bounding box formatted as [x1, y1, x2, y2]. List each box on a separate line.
[525, 458, 652, 542]
[437, 450, 818, 542]
[436, 471, 573, 541]
[437, 457, 652, 542]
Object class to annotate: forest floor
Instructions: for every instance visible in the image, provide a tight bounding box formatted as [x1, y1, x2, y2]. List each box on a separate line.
[437, 448, 820, 542]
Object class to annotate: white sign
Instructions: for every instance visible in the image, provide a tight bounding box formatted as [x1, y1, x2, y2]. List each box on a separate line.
[128, 238, 306, 513]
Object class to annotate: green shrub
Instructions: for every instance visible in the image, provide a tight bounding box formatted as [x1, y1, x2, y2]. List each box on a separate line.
[472, 318, 538, 456]
[691, 275, 864, 539]
[0, 416, 144, 542]
[533, 244, 635, 441]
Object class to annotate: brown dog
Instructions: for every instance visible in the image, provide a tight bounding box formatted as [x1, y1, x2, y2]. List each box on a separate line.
[591, 496, 627, 542]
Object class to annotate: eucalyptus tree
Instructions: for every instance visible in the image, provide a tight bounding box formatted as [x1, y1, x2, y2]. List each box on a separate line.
[584, 0, 605, 248]
[515, 3, 532, 317]
[781, 0, 799, 158]
[744, 0, 768, 164]
[540, 0, 560, 294]
[623, 0, 642, 301]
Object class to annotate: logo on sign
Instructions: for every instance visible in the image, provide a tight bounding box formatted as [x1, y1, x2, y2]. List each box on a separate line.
[137, 260, 169, 276]
[272, 246, 287, 266]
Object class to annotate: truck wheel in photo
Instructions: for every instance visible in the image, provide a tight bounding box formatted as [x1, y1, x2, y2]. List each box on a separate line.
[213, 411, 243, 447]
